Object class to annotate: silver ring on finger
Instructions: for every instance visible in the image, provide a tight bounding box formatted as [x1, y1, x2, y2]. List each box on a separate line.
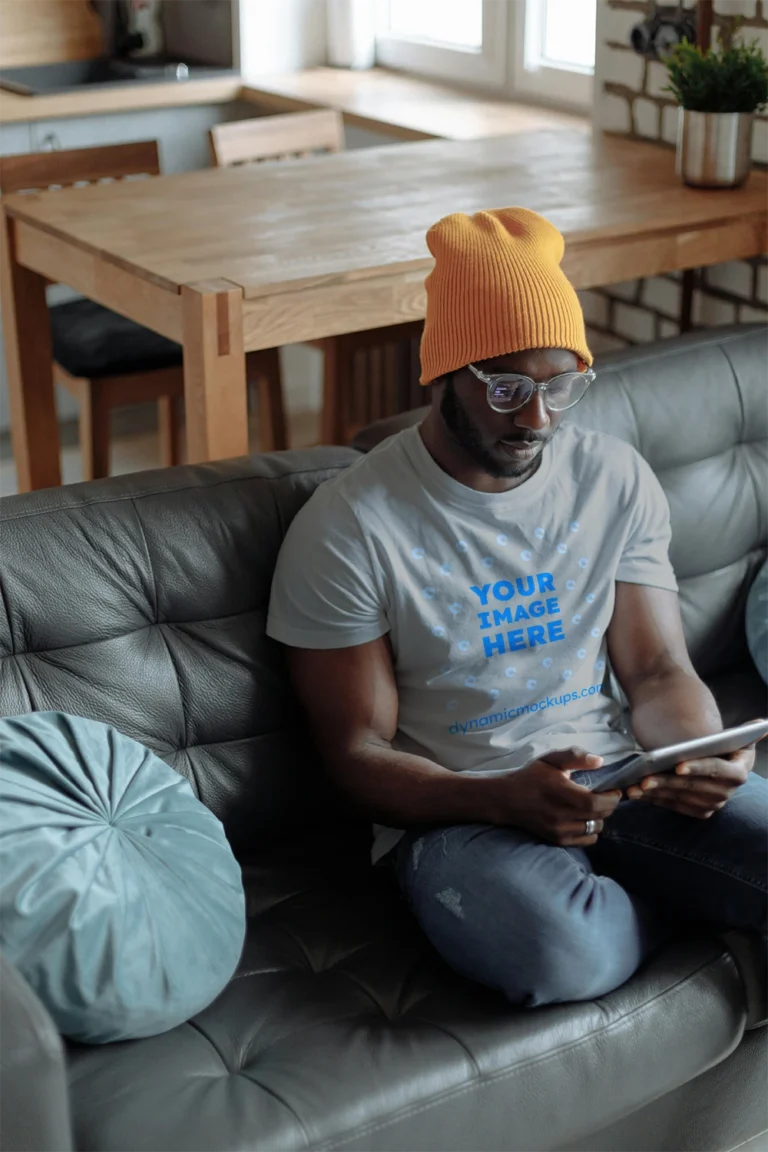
[584, 818, 598, 835]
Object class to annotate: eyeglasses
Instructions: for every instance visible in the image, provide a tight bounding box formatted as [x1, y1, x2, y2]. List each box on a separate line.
[468, 363, 596, 414]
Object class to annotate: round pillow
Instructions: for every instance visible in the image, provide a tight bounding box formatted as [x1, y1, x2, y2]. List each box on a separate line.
[0, 712, 246, 1044]
[746, 560, 768, 685]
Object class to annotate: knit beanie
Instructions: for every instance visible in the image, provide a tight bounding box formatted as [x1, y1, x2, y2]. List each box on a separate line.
[419, 206, 592, 384]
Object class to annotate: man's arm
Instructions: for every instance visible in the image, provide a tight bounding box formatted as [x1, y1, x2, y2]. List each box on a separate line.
[606, 581, 723, 748]
[286, 640, 621, 844]
[287, 637, 501, 827]
[606, 582, 754, 816]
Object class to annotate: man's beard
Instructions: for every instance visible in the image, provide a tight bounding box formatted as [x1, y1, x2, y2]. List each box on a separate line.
[440, 377, 551, 479]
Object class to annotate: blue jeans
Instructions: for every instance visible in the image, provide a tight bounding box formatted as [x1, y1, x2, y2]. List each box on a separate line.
[392, 764, 768, 1007]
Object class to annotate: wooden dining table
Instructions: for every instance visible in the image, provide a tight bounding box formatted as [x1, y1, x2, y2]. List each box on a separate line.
[2, 129, 767, 491]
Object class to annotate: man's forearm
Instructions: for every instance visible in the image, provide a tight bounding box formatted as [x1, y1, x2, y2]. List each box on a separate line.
[329, 741, 497, 827]
[629, 667, 723, 750]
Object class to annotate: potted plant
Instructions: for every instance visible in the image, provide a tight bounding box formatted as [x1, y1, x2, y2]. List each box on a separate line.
[664, 20, 768, 187]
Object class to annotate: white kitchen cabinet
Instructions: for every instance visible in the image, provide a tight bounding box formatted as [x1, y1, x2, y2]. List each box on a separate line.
[0, 123, 34, 157]
[345, 124, 403, 149]
[29, 99, 257, 173]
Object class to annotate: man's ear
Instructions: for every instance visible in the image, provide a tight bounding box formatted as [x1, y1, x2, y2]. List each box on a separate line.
[429, 376, 446, 403]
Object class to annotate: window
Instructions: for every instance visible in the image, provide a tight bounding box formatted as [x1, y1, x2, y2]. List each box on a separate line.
[515, 0, 596, 106]
[386, 0, 482, 49]
[375, 0, 508, 87]
[375, 0, 596, 109]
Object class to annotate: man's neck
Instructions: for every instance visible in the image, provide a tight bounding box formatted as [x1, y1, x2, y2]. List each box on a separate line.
[418, 412, 541, 494]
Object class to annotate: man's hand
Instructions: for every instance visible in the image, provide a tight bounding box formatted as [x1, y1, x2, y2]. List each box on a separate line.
[626, 746, 755, 818]
[487, 747, 622, 847]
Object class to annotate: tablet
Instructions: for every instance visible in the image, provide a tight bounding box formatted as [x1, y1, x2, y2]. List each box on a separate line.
[590, 718, 768, 793]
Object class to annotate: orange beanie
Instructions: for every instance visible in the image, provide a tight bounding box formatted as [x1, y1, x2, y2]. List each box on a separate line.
[419, 206, 592, 384]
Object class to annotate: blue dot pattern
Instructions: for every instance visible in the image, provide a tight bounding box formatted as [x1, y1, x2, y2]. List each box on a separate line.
[387, 511, 622, 757]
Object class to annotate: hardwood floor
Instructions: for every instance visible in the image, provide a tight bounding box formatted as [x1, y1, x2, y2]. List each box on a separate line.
[0, 406, 322, 497]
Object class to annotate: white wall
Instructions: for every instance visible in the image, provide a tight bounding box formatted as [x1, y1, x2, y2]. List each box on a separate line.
[238, 0, 327, 78]
[587, 0, 768, 351]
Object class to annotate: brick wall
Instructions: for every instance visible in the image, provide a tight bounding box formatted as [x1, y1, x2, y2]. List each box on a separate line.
[583, 0, 768, 353]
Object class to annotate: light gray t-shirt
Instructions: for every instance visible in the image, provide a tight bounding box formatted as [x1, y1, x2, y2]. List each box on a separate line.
[267, 424, 678, 862]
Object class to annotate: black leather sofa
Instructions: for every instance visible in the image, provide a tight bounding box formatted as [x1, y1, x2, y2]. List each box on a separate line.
[1, 326, 766, 1152]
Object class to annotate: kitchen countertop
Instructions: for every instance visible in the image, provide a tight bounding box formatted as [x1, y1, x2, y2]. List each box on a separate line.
[241, 67, 589, 141]
[0, 74, 246, 123]
[0, 67, 587, 142]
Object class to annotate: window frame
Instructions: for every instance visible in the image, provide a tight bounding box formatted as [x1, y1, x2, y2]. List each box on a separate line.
[374, 0, 508, 89]
[373, 0, 595, 111]
[512, 0, 595, 110]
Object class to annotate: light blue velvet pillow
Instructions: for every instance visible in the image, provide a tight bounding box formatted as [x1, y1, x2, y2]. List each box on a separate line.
[746, 561, 768, 685]
[0, 712, 246, 1044]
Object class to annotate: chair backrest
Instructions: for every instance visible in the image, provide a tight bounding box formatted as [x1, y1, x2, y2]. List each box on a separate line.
[0, 141, 160, 195]
[210, 110, 346, 168]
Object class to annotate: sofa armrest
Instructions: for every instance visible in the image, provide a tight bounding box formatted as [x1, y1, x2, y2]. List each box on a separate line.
[0, 954, 73, 1152]
[719, 930, 768, 1030]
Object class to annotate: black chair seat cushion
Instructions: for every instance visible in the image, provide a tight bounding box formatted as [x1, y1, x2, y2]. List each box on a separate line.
[64, 854, 748, 1152]
[50, 300, 181, 379]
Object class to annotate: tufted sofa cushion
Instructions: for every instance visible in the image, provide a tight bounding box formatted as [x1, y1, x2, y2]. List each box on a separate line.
[562, 325, 768, 679]
[0, 449, 364, 861]
[63, 856, 750, 1152]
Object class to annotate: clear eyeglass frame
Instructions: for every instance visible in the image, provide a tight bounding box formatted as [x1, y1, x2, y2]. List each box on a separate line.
[467, 362, 596, 414]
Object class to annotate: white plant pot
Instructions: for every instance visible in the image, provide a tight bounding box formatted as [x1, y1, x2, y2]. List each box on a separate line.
[327, 0, 376, 70]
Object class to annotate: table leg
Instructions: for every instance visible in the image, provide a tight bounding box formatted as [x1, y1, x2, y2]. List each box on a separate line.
[181, 281, 249, 463]
[680, 268, 696, 333]
[320, 335, 353, 446]
[0, 209, 60, 491]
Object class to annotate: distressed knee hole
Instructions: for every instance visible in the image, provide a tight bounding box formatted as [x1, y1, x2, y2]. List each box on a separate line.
[435, 887, 465, 919]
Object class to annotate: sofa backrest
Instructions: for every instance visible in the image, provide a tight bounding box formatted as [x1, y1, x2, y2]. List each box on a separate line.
[353, 326, 768, 680]
[0, 450, 362, 860]
[569, 325, 768, 676]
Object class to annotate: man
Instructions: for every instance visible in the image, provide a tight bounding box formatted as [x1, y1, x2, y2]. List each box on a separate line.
[267, 207, 767, 1007]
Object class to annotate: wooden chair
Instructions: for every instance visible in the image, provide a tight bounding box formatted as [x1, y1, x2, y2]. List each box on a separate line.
[210, 111, 424, 445]
[0, 142, 185, 480]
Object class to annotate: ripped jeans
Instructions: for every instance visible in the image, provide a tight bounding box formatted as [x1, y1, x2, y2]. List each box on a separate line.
[392, 766, 768, 1007]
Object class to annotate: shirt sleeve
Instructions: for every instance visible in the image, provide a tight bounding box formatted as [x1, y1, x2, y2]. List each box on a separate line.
[266, 484, 389, 649]
[616, 451, 678, 592]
